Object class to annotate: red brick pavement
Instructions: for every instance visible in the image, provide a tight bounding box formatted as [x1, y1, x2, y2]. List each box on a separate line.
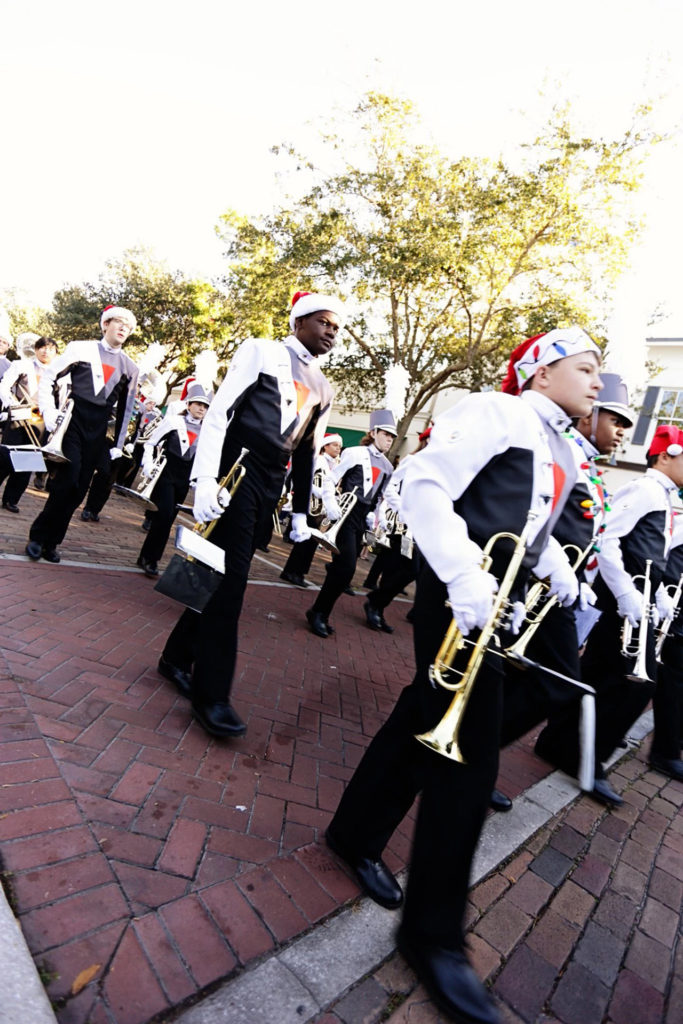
[3, 485, 665, 1024]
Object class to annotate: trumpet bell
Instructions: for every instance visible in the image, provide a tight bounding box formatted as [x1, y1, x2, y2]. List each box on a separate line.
[308, 526, 339, 555]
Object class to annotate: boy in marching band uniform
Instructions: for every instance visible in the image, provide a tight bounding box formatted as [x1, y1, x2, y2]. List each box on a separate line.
[158, 292, 340, 739]
[0, 335, 58, 513]
[135, 383, 212, 578]
[536, 422, 683, 803]
[497, 373, 634, 807]
[25, 305, 139, 563]
[326, 328, 602, 1024]
[651, 513, 683, 780]
[279, 432, 343, 588]
[305, 409, 395, 638]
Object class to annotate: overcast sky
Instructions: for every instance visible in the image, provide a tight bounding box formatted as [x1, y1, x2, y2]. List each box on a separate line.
[1, 0, 682, 383]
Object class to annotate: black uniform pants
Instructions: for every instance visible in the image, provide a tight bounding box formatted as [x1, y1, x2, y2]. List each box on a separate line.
[310, 503, 367, 619]
[329, 563, 503, 949]
[367, 537, 416, 615]
[139, 454, 190, 566]
[535, 604, 655, 778]
[500, 601, 583, 748]
[29, 402, 108, 548]
[652, 634, 683, 759]
[162, 454, 284, 704]
[0, 422, 32, 505]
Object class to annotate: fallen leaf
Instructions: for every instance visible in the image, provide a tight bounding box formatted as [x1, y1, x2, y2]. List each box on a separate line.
[70, 963, 101, 995]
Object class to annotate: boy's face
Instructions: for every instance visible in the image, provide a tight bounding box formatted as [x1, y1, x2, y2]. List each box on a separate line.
[372, 428, 395, 453]
[534, 352, 602, 419]
[295, 311, 340, 357]
[0, 338, 9, 355]
[35, 344, 57, 366]
[102, 317, 132, 348]
[576, 408, 629, 455]
[187, 401, 208, 420]
[657, 451, 683, 488]
[323, 440, 342, 458]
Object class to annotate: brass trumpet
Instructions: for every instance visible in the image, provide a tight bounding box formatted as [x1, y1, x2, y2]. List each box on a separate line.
[310, 488, 358, 555]
[620, 559, 653, 683]
[309, 468, 325, 517]
[42, 398, 74, 463]
[415, 511, 538, 763]
[655, 570, 683, 662]
[113, 450, 168, 510]
[505, 541, 587, 664]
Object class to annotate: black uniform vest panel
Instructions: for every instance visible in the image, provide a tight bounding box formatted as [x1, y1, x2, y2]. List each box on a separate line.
[663, 543, 683, 638]
[453, 448, 536, 580]
[224, 370, 297, 468]
[552, 481, 595, 569]
[340, 464, 386, 508]
[621, 509, 668, 589]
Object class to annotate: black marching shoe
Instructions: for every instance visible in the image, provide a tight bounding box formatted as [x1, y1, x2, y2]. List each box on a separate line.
[305, 608, 329, 638]
[25, 541, 43, 561]
[41, 547, 61, 564]
[136, 556, 159, 578]
[157, 656, 192, 699]
[343, 586, 357, 596]
[279, 569, 310, 588]
[649, 755, 683, 782]
[2, 501, 20, 513]
[397, 927, 501, 1024]
[590, 777, 623, 808]
[489, 789, 513, 813]
[325, 827, 403, 910]
[324, 620, 335, 635]
[192, 701, 247, 738]
[363, 599, 394, 634]
[80, 509, 100, 521]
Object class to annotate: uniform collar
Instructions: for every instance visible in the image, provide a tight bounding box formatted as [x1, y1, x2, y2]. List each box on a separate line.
[520, 389, 572, 433]
[100, 339, 121, 355]
[567, 425, 599, 460]
[646, 467, 678, 493]
[285, 335, 314, 365]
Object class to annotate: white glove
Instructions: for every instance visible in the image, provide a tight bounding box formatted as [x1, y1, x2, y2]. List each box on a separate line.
[366, 512, 375, 530]
[109, 447, 123, 461]
[377, 512, 388, 532]
[546, 565, 579, 608]
[141, 449, 155, 477]
[508, 600, 527, 635]
[578, 582, 598, 612]
[617, 589, 642, 628]
[324, 497, 342, 522]
[290, 512, 312, 543]
[193, 477, 225, 524]
[42, 409, 58, 434]
[655, 585, 675, 622]
[446, 569, 498, 636]
[123, 442, 134, 456]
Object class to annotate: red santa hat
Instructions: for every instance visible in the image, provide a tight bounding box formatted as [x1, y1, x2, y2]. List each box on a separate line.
[648, 424, 683, 457]
[501, 327, 601, 395]
[100, 305, 137, 333]
[322, 433, 343, 447]
[288, 291, 346, 332]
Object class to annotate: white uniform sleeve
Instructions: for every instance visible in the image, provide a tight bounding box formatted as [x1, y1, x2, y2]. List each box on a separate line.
[331, 446, 358, 488]
[0, 360, 22, 407]
[401, 395, 514, 585]
[597, 480, 654, 599]
[384, 458, 409, 514]
[533, 535, 573, 581]
[191, 339, 264, 481]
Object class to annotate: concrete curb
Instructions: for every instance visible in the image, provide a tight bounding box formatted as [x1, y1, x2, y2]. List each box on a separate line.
[0, 885, 57, 1024]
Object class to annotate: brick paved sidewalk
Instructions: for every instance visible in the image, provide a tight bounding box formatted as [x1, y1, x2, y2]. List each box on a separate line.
[2, 484, 678, 1024]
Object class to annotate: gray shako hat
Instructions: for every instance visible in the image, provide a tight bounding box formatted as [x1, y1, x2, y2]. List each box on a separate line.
[594, 373, 634, 427]
[185, 383, 213, 407]
[369, 408, 397, 436]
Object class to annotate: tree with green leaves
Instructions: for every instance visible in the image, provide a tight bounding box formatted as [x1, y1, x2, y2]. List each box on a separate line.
[0, 289, 53, 350]
[218, 92, 658, 448]
[49, 248, 236, 395]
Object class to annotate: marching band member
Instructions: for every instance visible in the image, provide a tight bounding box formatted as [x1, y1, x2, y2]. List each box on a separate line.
[649, 513, 683, 780]
[325, 328, 602, 1024]
[279, 433, 343, 588]
[362, 428, 431, 632]
[305, 409, 395, 638]
[158, 291, 341, 739]
[536, 422, 683, 805]
[0, 335, 58, 513]
[25, 305, 139, 563]
[499, 373, 634, 807]
[136, 383, 212, 578]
